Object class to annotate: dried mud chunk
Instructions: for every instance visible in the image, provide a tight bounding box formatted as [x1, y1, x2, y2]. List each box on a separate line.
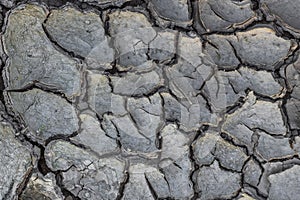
[268, 165, 300, 200]
[112, 115, 158, 153]
[196, 161, 241, 200]
[127, 93, 163, 141]
[206, 28, 291, 70]
[108, 11, 156, 68]
[80, 0, 132, 7]
[63, 159, 126, 200]
[204, 66, 284, 112]
[3, 4, 81, 98]
[44, 7, 114, 69]
[111, 71, 162, 96]
[160, 124, 189, 161]
[192, 132, 219, 166]
[8, 89, 79, 142]
[45, 140, 97, 171]
[166, 33, 214, 101]
[261, 0, 300, 32]
[214, 139, 248, 172]
[255, 131, 295, 161]
[0, 0, 16, 7]
[223, 92, 286, 144]
[243, 159, 262, 187]
[0, 122, 33, 199]
[285, 98, 300, 130]
[71, 114, 118, 156]
[87, 72, 126, 116]
[148, 0, 191, 25]
[198, 0, 255, 33]
[144, 168, 171, 199]
[123, 164, 156, 200]
[159, 158, 194, 199]
[45, 140, 126, 199]
[192, 132, 248, 171]
[233, 67, 283, 98]
[203, 71, 243, 112]
[161, 92, 217, 131]
[285, 63, 300, 100]
[205, 35, 240, 69]
[159, 125, 194, 199]
[20, 173, 63, 200]
[148, 30, 177, 63]
[232, 28, 291, 70]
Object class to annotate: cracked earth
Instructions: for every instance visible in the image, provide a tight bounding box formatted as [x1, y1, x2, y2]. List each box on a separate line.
[0, 0, 300, 199]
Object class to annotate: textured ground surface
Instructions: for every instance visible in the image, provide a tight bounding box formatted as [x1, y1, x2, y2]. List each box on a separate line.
[0, 0, 300, 199]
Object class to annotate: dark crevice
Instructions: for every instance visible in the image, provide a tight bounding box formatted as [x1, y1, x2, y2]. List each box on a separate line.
[45, 131, 78, 146]
[6, 82, 74, 104]
[144, 174, 158, 199]
[250, 0, 260, 11]
[55, 172, 81, 200]
[189, 143, 200, 200]
[21, 134, 53, 176]
[115, 171, 129, 200]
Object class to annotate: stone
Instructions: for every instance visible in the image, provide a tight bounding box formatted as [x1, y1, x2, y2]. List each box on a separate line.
[0, 121, 33, 199]
[3, 4, 81, 98]
[196, 161, 241, 200]
[44, 7, 114, 69]
[8, 89, 79, 142]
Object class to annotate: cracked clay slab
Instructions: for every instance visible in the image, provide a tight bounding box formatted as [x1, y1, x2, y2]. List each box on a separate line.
[1, 1, 300, 200]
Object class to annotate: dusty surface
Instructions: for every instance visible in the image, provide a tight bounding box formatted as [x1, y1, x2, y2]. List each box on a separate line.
[0, 0, 299, 199]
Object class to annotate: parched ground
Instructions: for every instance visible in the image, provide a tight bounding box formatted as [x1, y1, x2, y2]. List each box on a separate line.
[0, 0, 300, 199]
